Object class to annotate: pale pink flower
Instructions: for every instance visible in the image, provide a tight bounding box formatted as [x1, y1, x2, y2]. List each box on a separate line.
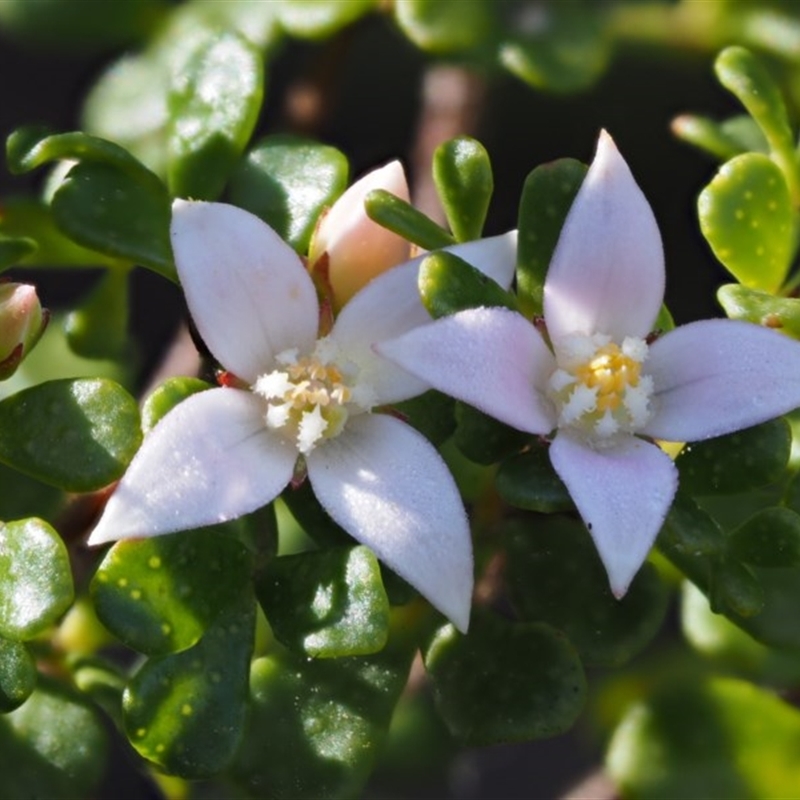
[88, 200, 517, 631]
[379, 131, 800, 596]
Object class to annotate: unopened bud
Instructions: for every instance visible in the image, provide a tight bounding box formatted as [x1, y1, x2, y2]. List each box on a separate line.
[0, 282, 48, 380]
[309, 160, 412, 308]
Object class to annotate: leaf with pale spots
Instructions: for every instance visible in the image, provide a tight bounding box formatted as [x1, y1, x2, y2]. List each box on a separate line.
[91, 529, 253, 655]
[123, 591, 254, 779]
[717, 283, 800, 340]
[698, 153, 795, 293]
[0, 518, 73, 641]
[0, 636, 36, 712]
[256, 545, 390, 658]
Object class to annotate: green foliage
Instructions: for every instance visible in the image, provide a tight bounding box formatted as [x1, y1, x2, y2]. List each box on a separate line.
[424, 611, 586, 745]
[166, 31, 264, 200]
[256, 546, 390, 658]
[718, 283, 800, 339]
[141, 377, 212, 433]
[230, 136, 349, 253]
[0, 234, 36, 272]
[394, 0, 493, 53]
[0, 637, 36, 712]
[277, 0, 378, 39]
[496, 444, 572, 513]
[365, 189, 455, 250]
[0, 379, 142, 491]
[452, 402, 527, 465]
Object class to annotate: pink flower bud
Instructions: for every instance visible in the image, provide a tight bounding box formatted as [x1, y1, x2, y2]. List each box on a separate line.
[309, 161, 412, 308]
[0, 282, 48, 380]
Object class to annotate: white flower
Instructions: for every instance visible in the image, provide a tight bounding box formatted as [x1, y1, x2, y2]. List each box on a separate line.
[378, 131, 800, 597]
[88, 199, 517, 632]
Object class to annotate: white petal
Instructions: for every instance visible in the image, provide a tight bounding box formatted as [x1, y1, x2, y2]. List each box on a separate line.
[330, 231, 518, 405]
[642, 319, 800, 441]
[306, 413, 473, 632]
[171, 200, 319, 383]
[544, 131, 664, 342]
[309, 161, 412, 308]
[88, 388, 297, 545]
[377, 307, 557, 434]
[549, 431, 678, 597]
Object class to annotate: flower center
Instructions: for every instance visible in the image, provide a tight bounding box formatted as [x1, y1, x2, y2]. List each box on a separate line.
[253, 338, 375, 454]
[547, 332, 654, 439]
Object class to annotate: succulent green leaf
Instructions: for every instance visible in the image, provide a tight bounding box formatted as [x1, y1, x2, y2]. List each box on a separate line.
[391, 389, 455, 447]
[424, 611, 586, 745]
[0, 235, 37, 273]
[277, 0, 377, 38]
[0, 463, 63, 526]
[727, 507, 800, 568]
[257, 546, 390, 658]
[418, 250, 518, 320]
[671, 114, 749, 161]
[92, 529, 253, 656]
[0, 637, 36, 712]
[50, 161, 174, 281]
[0, 379, 142, 492]
[167, 31, 264, 200]
[676, 418, 791, 495]
[717, 283, 800, 339]
[452, 402, 527, 465]
[124, 593, 255, 778]
[0, 519, 73, 641]
[516, 158, 587, 316]
[505, 517, 669, 667]
[495, 444, 572, 513]
[141, 377, 212, 434]
[0, 677, 108, 799]
[228, 619, 415, 799]
[660, 491, 726, 561]
[709, 559, 764, 618]
[431, 137, 493, 242]
[394, 0, 492, 52]
[365, 189, 455, 251]
[499, 6, 610, 93]
[229, 135, 349, 253]
[281, 479, 352, 549]
[715, 46, 798, 199]
[698, 153, 795, 292]
[607, 677, 800, 799]
[64, 268, 130, 359]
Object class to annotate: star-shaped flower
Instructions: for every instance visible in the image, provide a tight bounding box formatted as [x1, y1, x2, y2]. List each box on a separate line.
[88, 197, 517, 632]
[378, 131, 800, 596]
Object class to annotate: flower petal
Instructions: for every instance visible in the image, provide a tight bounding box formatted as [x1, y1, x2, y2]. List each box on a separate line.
[309, 160, 412, 308]
[549, 431, 678, 597]
[88, 388, 297, 545]
[306, 413, 473, 632]
[171, 200, 319, 383]
[642, 318, 800, 441]
[377, 307, 557, 434]
[544, 131, 664, 343]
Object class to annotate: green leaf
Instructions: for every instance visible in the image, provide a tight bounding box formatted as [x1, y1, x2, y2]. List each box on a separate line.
[676, 418, 791, 495]
[607, 677, 800, 799]
[365, 189, 455, 251]
[228, 617, 415, 799]
[424, 611, 586, 745]
[0, 519, 73, 641]
[709, 559, 764, 618]
[698, 153, 795, 292]
[64, 268, 130, 359]
[727, 507, 800, 567]
[432, 136, 493, 242]
[0, 235, 37, 272]
[671, 114, 749, 161]
[229, 135, 349, 253]
[715, 46, 798, 200]
[499, 5, 610, 93]
[505, 517, 669, 667]
[256, 546, 390, 658]
[660, 491, 726, 561]
[495, 444, 572, 513]
[281, 479, 352, 549]
[452, 402, 527, 465]
[418, 250, 518, 319]
[51, 161, 175, 281]
[394, 0, 493, 52]
[124, 592, 254, 779]
[141, 377, 212, 434]
[0, 637, 36, 712]
[277, 0, 377, 39]
[516, 158, 587, 316]
[391, 390, 455, 447]
[0, 379, 142, 492]
[0, 463, 63, 527]
[167, 31, 264, 200]
[92, 529, 253, 656]
[717, 283, 800, 339]
[0, 677, 108, 799]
